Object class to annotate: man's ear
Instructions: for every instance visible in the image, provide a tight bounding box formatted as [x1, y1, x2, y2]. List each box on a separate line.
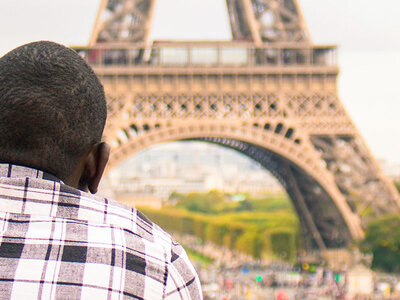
[83, 142, 110, 194]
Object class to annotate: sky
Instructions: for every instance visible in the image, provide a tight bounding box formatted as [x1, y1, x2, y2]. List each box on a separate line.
[0, 0, 399, 167]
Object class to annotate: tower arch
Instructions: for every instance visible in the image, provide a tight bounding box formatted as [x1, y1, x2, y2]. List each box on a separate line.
[105, 120, 363, 248]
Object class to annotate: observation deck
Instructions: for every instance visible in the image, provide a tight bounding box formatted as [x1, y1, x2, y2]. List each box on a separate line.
[73, 42, 337, 73]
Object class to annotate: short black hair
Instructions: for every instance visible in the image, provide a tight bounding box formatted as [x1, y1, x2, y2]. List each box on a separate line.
[0, 41, 107, 179]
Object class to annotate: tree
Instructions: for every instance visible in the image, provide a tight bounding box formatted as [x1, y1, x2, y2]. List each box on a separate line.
[361, 214, 400, 272]
[175, 190, 226, 214]
[394, 181, 400, 193]
[235, 200, 254, 212]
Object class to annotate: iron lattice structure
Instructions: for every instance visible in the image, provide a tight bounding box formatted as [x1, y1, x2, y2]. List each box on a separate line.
[74, 0, 400, 249]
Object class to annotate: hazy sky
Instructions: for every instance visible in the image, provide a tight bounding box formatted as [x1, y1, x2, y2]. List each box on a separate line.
[0, 0, 399, 166]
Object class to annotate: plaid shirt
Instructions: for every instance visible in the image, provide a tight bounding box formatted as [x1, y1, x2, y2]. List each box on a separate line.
[0, 163, 202, 299]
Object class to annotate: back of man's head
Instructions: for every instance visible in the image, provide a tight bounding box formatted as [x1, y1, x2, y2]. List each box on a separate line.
[0, 41, 107, 180]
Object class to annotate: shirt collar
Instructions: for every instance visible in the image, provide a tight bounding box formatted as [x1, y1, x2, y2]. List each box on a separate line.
[0, 163, 63, 183]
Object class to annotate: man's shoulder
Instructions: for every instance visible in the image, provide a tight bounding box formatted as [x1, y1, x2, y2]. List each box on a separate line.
[79, 187, 204, 299]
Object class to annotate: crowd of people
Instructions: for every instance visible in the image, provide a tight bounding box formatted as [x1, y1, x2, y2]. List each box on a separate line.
[176, 234, 400, 300]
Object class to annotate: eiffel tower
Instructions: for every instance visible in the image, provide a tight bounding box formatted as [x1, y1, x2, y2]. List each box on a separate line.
[73, 0, 400, 249]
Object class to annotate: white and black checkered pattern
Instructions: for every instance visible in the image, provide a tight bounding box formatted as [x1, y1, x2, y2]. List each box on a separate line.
[0, 163, 202, 299]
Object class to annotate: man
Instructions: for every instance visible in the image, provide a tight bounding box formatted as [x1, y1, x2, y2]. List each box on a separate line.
[0, 41, 202, 299]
